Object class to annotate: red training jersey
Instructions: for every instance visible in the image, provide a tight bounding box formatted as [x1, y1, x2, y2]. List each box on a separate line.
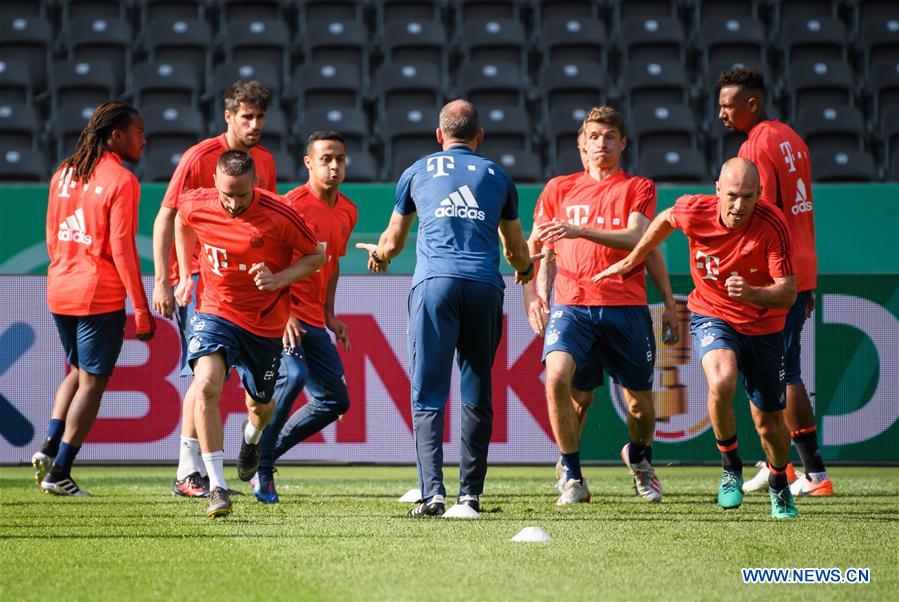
[177, 188, 319, 338]
[669, 194, 794, 335]
[161, 134, 277, 285]
[282, 185, 358, 328]
[739, 119, 817, 291]
[46, 152, 152, 333]
[534, 169, 656, 306]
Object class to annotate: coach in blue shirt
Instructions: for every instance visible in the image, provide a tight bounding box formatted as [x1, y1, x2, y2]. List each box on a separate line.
[358, 99, 533, 517]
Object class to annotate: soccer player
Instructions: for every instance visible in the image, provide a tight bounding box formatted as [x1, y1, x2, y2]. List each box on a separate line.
[250, 131, 358, 503]
[357, 99, 533, 517]
[151, 80, 277, 498]
[595, 157, 799, 519]
[174, 151, 324, 518]
[523, 119, 679, 503]
[33, 100, 154, 496]
[718, 67, 832, 496]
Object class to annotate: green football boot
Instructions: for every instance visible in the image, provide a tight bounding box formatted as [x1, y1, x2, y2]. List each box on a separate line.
[718, 470, 744, 509]
[770, 487, 798, 519]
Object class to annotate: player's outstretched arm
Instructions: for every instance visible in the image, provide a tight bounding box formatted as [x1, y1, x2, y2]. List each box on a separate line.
[355, 210, 416, 272]
[645, 248, 679, 345]
[538, 211, 651, 251]
[151, 205, 177, 319]
[593, 208, 675, 282]
[725, 274, 797, 308]
[173, 213, 198, 307]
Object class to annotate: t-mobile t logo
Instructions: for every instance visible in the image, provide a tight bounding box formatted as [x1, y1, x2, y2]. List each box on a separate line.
[695, 250, 720, 280]
[565, 205, 590, 226]
[204, 244, 229, 276]
[427, 155, 455, 177]
[779, 141, 797, 173]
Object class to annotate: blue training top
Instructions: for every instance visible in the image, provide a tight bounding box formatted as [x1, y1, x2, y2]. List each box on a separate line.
[394, 145, 519, 291]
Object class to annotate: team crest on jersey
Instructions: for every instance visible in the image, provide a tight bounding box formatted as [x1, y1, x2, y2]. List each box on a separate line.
[251, 236, 265, 248]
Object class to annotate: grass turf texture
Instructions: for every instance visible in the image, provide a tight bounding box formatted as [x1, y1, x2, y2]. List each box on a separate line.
[1, 466, 896, 601]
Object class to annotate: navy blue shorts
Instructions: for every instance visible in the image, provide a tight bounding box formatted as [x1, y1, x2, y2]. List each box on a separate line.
[280, 321, 349, 408]
[542, 305, 655, 392]
[186, 312, 282, 403]
[173, 274, 200, 377]
[52, 310, 126, 376]
[783, 291, 811, 385]
[689, 314, 786, 411]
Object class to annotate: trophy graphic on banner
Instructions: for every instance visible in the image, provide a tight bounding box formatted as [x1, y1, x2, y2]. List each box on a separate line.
[650, 299, 691, 422]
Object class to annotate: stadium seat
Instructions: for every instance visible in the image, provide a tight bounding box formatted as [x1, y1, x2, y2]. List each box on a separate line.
[880, 106, 899, 172]
[0, 0, 44, 18]
[554, 145, 584, 175]
[380, 19, 448, 74]
[772, 0, 838, 34]
[224, 19, 292, 93]
[618, 16, 686, 65]
[697, 17, 767, 71]
[141, 0, 205, 31]
[708, 129, 745, 166]
[455, 0, 524, 28]
[456, 61, 527, 110]
[538, 62, 606, 116]
[612, 0, 678, 29]
[811, 149, 877, 182]
[50, 60, 116, 117]
[459, 17, 528, 73]
[0, 147, 46, 181]
[488, 149, 543, 183]
[376, 0, 442, 36]
[219, 0, 281, 29]
[302, 19, 369, 86]
[259, 105, 290, 155]
[375, 62, 444, 111]
[786, 59, 856, 120]
[629, 104, 698, 159]
[545, 106, 587, 168]
[390, 149, 431, 181]
[859, 17, 899, 78]
[382, 106, 441, 178]
[298, 107, 370, 154]
[539, 17, 608, 71]
[343, 151, 379, 182]
[53, 104, 95, 160]
[146, 17, 212, 88]
[0, 101, 40, 152]
[477, 106, 531, 154]
[867, 60, 899, 128]
[691, 0, 761, 31]
[0, 16, 52, 93]
[781, 16, 848, 66]
[621, 59, 691, 109]
[142, 105, 206, 155]
[890, 153, 899, 181]
[0, 58, 33, 104]
[132, 60, 199, 110]
[854, 0, 898, 33]
[142, 147, 184, 182]
[62, 0, 127, 25]
[293, 62, 363, 117]
[639, 148, 709, 183]
[797, 105, 866, 153]
[209, 63, 282, 116]
[534, 0, 600, 23]
[64, 16, 132, 92]
[271, 150, 298, 182]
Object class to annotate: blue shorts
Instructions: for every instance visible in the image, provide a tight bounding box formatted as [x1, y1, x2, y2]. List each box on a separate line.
[186, 312, 282, 403]
[280, 321, 349, 409]
[783, 291, 811, 385]
[542, 305, 655, 392]
[173, 274, 200, 377]
[690, 314, 786, 411]
[52, 310, 126, 376]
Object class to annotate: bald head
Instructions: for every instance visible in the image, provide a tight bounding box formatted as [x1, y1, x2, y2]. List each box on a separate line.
[716, 157, 761, 229]
[438, 99, 482, 146]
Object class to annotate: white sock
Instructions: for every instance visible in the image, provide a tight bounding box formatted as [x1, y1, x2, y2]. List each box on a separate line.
[176, 437, 204, 480]
[201, 450, 227, 490]
[244, 421, 262, 445]
[808, 470, 829, 483]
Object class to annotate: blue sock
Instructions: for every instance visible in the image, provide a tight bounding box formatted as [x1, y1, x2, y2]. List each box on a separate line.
[42, 419, 65, 457]
[53, 442, 81, 475]
[562, 451, 582, 481]
[628, 441, 648, 465]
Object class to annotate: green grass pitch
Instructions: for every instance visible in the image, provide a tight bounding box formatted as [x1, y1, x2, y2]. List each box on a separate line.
[1, 465, 896, 601]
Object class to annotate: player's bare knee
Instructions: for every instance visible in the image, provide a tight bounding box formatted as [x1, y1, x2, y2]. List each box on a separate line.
[193, 376, 222, 404]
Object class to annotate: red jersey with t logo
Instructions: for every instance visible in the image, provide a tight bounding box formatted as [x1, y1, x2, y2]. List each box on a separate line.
[739, 119, 816, 291]
[46, 152, 152, 332]
[161, 134, 278, 285]
[669, 194, 793, 335]
[282, 184, 358, 328]
[535, 169, 656, 306]
[177, 187, 319, 338]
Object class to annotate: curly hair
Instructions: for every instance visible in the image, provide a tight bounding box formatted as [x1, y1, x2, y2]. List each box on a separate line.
[716, 66, 766, 95]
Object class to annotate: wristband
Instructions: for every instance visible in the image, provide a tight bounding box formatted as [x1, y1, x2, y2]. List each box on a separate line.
[370, 249, 389, 265]
[517, 262, 534, 279]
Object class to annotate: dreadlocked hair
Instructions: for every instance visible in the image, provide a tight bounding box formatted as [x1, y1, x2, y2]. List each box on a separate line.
[61, 100, 139, 181]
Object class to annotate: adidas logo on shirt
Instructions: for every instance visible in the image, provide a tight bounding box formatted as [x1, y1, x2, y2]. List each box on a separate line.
[434, 185, 486, 221]
[57, 208, 92, 245]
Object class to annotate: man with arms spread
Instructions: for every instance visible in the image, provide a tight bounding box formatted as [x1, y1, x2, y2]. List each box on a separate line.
[174, 151, 324, 518]
[358, 99, 533, 517]
[596, 157, 799, 519]
[526, 106, 672, 505]
[151, 80, 278, 498]
[718, 66, 832, 496]
[33, 100, 154, 496]
[251, 131, 358, 503]
[524, 121, 680, 502]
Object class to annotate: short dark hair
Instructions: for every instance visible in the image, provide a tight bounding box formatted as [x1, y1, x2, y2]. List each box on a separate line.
[716, 66, 766, 96]
[223, 80, 271, 113]
[306, 130, 346, 155]
[583, 105, 627, 139]
[439, 99, 480, 141]
[217, 150, 255, 176]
